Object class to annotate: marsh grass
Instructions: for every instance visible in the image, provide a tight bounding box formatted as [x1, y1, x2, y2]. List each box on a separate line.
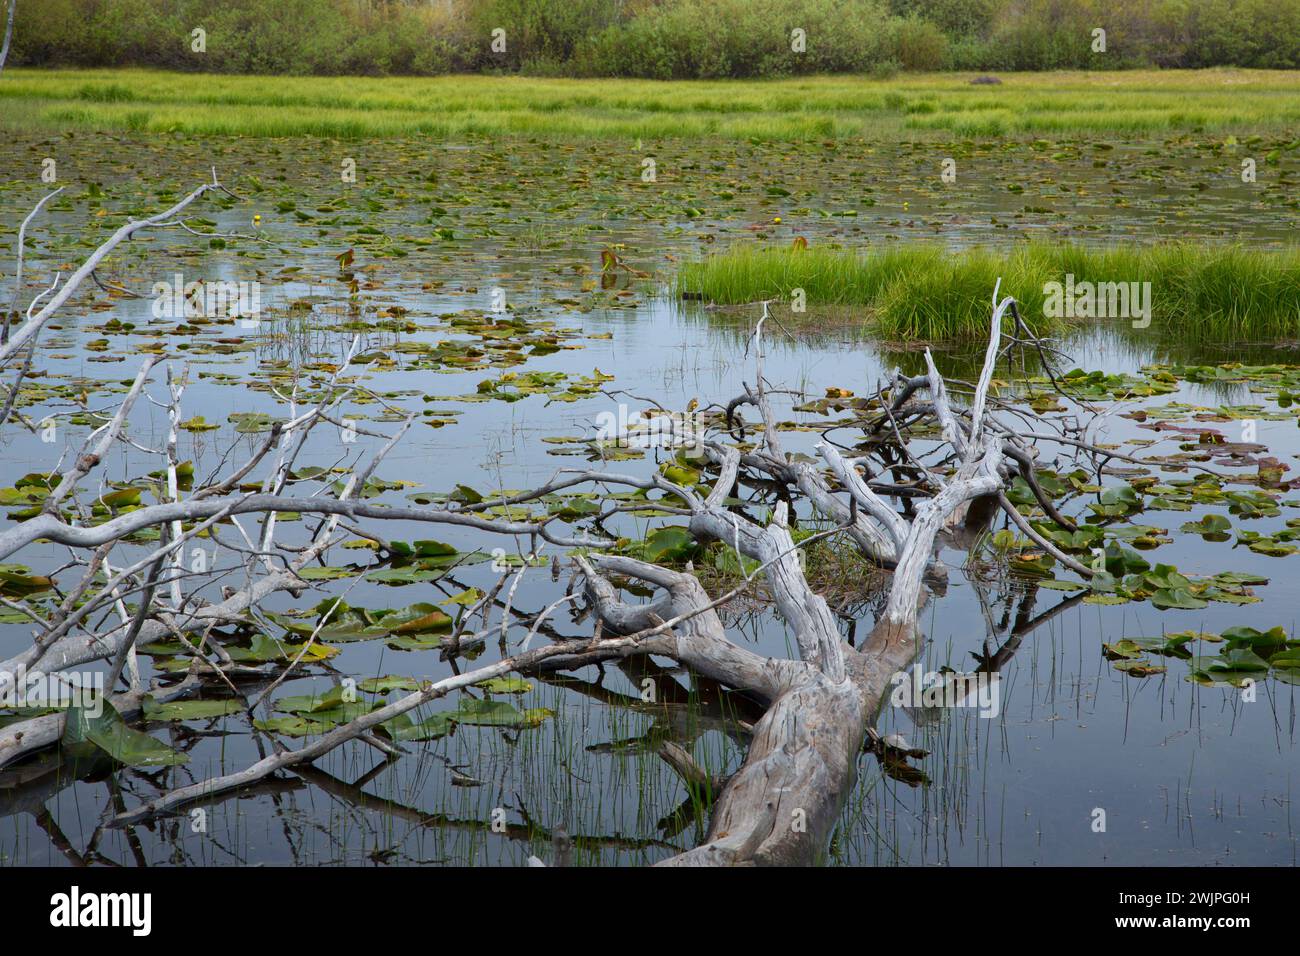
[677, 243, 1300, 341]
[3, 69, 1300, 140]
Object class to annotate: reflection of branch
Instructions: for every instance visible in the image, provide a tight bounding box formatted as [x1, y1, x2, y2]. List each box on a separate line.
[975, 585, 1088, 674]
[291, 764, 677, 855]
[32, 808, 88, 867]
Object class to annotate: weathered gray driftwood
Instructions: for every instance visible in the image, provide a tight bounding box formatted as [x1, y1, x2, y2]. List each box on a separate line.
[0, 210, 1023, 867]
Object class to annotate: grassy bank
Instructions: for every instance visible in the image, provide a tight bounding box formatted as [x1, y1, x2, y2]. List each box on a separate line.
[3, 69, 1300, 140]
[676, 243, 1300, 340]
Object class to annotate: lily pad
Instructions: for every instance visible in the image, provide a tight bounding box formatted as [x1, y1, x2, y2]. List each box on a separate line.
[64, 700, 188, 767]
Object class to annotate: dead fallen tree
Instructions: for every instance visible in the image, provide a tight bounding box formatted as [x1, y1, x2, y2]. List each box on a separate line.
[0, 179, 1055, 864]
[68, 299, 1014, 864]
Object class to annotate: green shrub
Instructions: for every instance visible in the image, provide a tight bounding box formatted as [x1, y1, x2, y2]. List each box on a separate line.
[890, 17, 949, 71]
[889, 0, 999, 39]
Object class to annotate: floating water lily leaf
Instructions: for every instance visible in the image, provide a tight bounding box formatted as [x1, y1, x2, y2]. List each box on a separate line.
[1103, 640, 1144, 660]
[1242, 536, 1297, 557]
[442, 588, 483, 606]
[296, 565, 356, 580]
[549, 496, 601, 520]
[310, 618, 383, 643]
[142, 697, 244, 721]
[98, 487, 141, 509]
[385, 634, 445, 651]
[1144, 564, 1191, 591]
[1120, 632, 1197, 658]
[1200, 586, 1260, 605]
[1150, 587, 1208, 610]
[225, 633, 337, 664]
[1180, 513, 1231, 539]
[275, 684, 351, 713]
[381, 696, 554, 740]
[1114, 659, 1166, 676]
[179, 415, 220, 432]
[228, 411, 280, 434]
[1219, 625, 1289, 651]
[476, 677, 533, 694]
[1089, 485, 1141, 517]
[358, 675, 421, 693]
[252, 715, 337, 737]
[1087, 569, 1116, 593]
[1226, 490, 1280, 519]
[381, 710, 456, 741]
[450, 485, 483, 504]
[449, 699, 556, 728]
[411, 539, 459, 557]
[1209, 571, 1269, 587]
[1037, 578, 1086, 591]
[1191, 648, 1271, 675]
[0, 487, 45, 507]
[380, 603, 453, 634]
[1033, 523, 1103, 553]
[0, 569, 54, 597]
[1101, 541, 1150, 576]
[636, 526, 697, 563]
[1270, 648, 1300, 669]
[269, 684, 375, 727]
[65, 699, 188, 766]
[366, 567, 446, 585]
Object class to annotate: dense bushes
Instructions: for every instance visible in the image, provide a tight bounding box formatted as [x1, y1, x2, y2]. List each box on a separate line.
[8, 0, 1300, 76]
[9, 0, 455, 75]
[573, 0, 895, 78]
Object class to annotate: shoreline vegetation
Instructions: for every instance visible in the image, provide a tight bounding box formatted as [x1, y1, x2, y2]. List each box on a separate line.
[8, 0, 1300, 78]
[3, 68, 1300, 140]
[675, 243, 1300, 340]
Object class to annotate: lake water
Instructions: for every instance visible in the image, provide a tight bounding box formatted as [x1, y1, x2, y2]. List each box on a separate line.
[1, 132, 1297, 866]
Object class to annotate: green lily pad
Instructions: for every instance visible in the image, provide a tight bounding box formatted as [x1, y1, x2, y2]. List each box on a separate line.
[142, 697, 244, 721]
[1150, 587, 1208, 610]
[65, 700, 188, 767]
[475, 677, 533, 694]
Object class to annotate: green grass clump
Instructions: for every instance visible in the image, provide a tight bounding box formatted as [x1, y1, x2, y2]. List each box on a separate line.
[677, 243, 1300, 341]
[670, 244, 927, 303]
[874, 248, 1051, 340]
[675, 244, 1055, 338]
